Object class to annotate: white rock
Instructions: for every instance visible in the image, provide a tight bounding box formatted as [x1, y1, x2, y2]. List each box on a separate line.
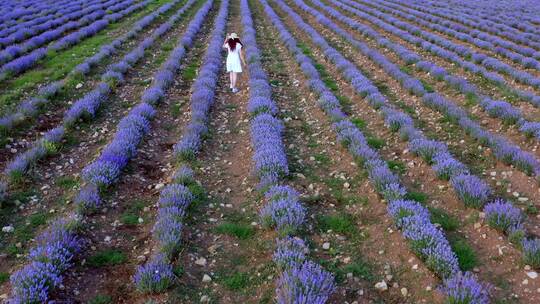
[401, 288, 408, 297]
[155, 183, 165, 190]
[138, 217, 144, 223]
[2, 225, 14, 233]
[75, 83, 83, 89]
[195, 257, 207, 266]
[523, 279, 529, 285]
[322, 242, 330, 250]
[525, 265, 532, 270]
[518, 197, 529, 202]
[200, 295, 210, 303]
[527, 271, 538, 279]
[343, 182, 350, 189]
[104, 236, 111, 242]
[202, 274, 212, 282]
[412, 264, 418, 270]
[374, 281, 388, 291]
[426, 286, 432, 291]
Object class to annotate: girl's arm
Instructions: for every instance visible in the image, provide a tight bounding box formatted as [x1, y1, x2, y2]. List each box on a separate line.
[222, 37, 228, 49]
[239, 48, 247, 66]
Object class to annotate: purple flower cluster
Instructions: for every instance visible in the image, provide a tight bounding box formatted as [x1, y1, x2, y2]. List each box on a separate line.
[10, 218, 81, 303]
[484, 199, 524, 233]
[133, 253, 175, 293]
[388, 200, 459, 278]
[4, 126, 65, 180]
[522, 238, 540, 268]
[273, 237, 309, 270]
[441, 271, 491, 304]
[260, 185, 305, 236]
[451, 174, 491, 208]
[276, 260, 336, 304]
[153, 184, 193, 256]
[173, 0, 228, 160]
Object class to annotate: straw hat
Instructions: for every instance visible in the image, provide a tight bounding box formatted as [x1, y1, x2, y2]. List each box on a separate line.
[229, 33, 239, 39]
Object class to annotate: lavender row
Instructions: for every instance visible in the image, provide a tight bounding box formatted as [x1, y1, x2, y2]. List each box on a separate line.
[8, 1, 214, 302]
[400, 0, 540, 47]
[307, 1, 540, 167]
[379, 0, 540, 54]
[307, 0, 540, 179]
[359, 0, 540, 71]
[0, 0, 151, 80]
[241, 0, 336, 302]
[1, 0, 197, 186]
[262, 0, 489, 301]
[332, 0, 540, 97]
[0, 0, 105, 45]
[327, 0, 540, 110]
[135, 0, 228, 292]
[0, 0, 68, 28]
[0, 0, 185, 136]
[0, 0, 127, 61]
[9, 216, 83, 303]
[291, 0, 540, 271]
[75, 0, 213, 214]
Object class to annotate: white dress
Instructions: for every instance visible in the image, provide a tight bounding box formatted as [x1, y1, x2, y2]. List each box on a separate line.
[226, 43, 242, 73]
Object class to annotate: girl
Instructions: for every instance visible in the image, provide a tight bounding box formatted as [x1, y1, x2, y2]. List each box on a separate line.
[223, 33, 246, 93]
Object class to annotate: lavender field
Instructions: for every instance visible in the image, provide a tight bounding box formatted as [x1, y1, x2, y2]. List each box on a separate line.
[1, 0, 540, 303]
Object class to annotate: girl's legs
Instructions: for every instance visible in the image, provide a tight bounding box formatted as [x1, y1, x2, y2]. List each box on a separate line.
[232, 72, 237, 89]
[229, 72, 234, 89]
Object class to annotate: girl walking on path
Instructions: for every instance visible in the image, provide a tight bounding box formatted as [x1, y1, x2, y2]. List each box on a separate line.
[223, 33, 246, 93]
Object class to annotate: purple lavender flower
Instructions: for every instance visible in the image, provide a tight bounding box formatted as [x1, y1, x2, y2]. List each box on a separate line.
[381, 183, 407, 202]
[432, 153, 469, 180]
[401, 215, 460, 278]
[522, 238, 540, 268]
[260, 197, 305, 235]
[388, 199, 430, 228]
[409, 138, 447, 164]
[383, 109, 413, 132]
[451, 174, 491, 208]
[81, 160, 121, 187]
[368, 164, 399, 192]
[158, 184, 193, 210]
[441, 272, 491, 304]
[273, 237, 309, 270]
[134, 253, 175, 293]
[172, 165, 195, 185]
[484, 199, 523, 233]
[74, 184, 101, 214]
[248, 96, 278, 115]
[10, 262, 62, 304]
[152, 214, 183, 256]
[265, 185, 299, 201]
[141, 86, 164, 105]
[276, 261, 335, 304]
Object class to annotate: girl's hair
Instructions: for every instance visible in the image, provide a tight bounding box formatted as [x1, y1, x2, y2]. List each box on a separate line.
[227, 38, 243, 51]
